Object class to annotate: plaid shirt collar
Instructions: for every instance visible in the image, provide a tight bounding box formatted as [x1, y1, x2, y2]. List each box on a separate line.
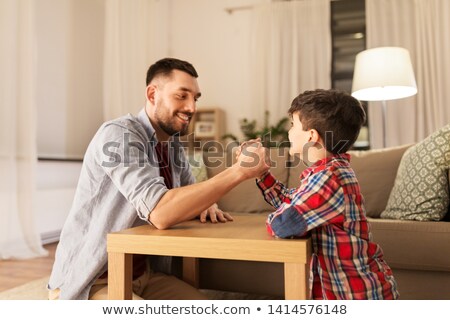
[301, 153, 351, 180]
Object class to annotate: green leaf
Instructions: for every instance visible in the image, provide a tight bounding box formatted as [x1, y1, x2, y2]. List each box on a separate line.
[223, 111, 289, 148]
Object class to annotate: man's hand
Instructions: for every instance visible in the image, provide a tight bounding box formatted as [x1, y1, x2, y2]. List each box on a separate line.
[199, 203, 234, 223]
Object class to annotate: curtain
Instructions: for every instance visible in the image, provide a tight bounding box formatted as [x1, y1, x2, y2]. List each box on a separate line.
[103, 0, 170, 121]
[250, 0, 331, 127]
[366, 0, 450, 148]
[0, 0, 47, 259]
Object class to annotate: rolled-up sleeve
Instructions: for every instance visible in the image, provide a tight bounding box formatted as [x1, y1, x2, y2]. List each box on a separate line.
[256, 172, 297, 209]
[94, 123, 168, 221]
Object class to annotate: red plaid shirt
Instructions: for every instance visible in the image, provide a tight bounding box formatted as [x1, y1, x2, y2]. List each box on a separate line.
[257, 154, 399, 300]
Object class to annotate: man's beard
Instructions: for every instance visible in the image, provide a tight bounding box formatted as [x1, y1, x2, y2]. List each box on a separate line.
[154, 100, 191, 136]
[157, 118, 190, 136]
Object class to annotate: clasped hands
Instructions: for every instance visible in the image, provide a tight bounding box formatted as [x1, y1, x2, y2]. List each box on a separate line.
[234, 138, 272, 179]
[198, 138, 271, 224]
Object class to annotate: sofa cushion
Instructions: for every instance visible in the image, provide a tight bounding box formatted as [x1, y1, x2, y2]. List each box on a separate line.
[349, 145, 412, 218]
[368, 218, 450, 272]
[381, 124, 450, 221]
[204, 147, 290, 213]
[288, 145, 411, 218]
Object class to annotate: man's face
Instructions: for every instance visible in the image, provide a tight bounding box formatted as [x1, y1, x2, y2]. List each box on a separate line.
[152, 70, 201, 136]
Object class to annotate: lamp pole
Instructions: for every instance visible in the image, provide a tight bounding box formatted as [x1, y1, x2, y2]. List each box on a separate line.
[381, 99, 387, 148]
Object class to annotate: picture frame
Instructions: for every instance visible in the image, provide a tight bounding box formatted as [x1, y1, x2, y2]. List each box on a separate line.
[194, 121, 216, 138]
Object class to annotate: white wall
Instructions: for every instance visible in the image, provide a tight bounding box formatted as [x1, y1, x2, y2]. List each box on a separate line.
[36, 0, 104, 159]
[35, 0, 70, 158]
[170, 0, 269, 139]
[36, 161, 81, 243]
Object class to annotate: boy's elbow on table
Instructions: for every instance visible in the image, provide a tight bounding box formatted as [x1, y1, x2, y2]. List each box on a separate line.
[266, 209, 308, 239]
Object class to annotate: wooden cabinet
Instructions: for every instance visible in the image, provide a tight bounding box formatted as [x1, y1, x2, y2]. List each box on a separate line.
[187, 107, 225, 151]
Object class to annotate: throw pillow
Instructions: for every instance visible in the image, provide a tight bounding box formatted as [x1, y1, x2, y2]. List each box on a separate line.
[381, 124, 450, 221]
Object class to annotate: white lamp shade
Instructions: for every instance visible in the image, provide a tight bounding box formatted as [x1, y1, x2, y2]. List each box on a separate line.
[351, 47, 417, 101]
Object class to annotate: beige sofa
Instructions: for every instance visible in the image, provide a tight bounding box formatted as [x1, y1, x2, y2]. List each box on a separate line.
[198, 145, 450, 299]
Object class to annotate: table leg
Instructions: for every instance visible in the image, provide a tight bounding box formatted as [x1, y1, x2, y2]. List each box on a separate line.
[108, 252, 133, 300]
[182, 257, 199, 288]
[284, 262, 309, 300]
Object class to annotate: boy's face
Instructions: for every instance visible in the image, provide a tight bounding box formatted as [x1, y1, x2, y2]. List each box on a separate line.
[288, 112, 311, 158]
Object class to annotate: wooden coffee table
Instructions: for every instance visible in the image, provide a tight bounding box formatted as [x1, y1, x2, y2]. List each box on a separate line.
[107, 213, 311, 299]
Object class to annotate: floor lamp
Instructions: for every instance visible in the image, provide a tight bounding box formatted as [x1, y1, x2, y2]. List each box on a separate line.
[351, 47, 418, 148]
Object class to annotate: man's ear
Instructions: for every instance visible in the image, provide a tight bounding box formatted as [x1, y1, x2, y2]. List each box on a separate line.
[146, 84, 157, 105]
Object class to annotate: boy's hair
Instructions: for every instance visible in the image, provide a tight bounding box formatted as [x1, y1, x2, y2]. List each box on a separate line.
[289, 89, 366, 154]
[146, 58, 198, 85]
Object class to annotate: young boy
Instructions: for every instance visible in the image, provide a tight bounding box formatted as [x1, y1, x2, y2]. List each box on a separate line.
[256, 89, 399, 300]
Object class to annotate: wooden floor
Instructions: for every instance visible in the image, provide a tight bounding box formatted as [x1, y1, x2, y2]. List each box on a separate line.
[0, 242, 57, 292]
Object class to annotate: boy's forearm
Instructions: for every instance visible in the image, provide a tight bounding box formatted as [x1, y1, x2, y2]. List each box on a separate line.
[149, 166, 246, 229]
[256, 172, 289, 209]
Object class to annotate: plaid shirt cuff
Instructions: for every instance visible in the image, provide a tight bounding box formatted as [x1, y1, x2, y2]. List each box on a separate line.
[256, 171, 275, 191]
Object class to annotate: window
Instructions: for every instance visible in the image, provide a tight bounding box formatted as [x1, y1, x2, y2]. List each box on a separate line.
[331, 0, 369, 149]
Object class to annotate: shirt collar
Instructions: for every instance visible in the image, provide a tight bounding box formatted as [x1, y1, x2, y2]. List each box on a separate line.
[136, 108, 183, 146]
[301, 153, 351, 179]
[311, 153, 350, 168]
[137, 108, 157, 142]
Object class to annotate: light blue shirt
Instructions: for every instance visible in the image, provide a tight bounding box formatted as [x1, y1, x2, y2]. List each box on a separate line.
[48, 109, 194, 299]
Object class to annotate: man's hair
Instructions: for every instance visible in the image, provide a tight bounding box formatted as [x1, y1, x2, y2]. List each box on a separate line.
[288, 89, 366, 154]
[146, 58, 198, 85]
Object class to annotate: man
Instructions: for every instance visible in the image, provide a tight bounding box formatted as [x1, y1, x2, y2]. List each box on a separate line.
[47, 58, 269, 300]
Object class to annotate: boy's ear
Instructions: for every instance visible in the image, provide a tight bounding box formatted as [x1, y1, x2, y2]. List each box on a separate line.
[309, 129, 321, 143]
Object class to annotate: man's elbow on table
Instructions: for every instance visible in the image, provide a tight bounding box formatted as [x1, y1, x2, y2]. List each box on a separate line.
[148, 209, 173, 230]
[147, 191, 179, 230]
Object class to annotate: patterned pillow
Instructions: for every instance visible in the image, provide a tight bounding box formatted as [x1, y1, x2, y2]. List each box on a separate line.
[381, 124, 450, 221]
[187, 152, 208, 182]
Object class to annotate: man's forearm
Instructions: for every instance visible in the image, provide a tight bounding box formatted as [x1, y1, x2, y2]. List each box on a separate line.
[149, 166, 246, 229]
